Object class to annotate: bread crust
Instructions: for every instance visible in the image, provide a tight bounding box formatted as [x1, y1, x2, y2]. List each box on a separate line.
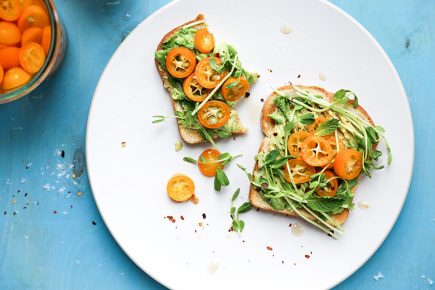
[250, 85, 375, 226]
[155, 14, 246, 144]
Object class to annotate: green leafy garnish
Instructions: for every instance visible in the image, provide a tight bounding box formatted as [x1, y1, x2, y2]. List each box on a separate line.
[183, 157, 197, 164]
[230, 188, 252, 233]
[315, 119, 339, 136]
[299, 113, 315, 125]
[214, 168, 230, 191]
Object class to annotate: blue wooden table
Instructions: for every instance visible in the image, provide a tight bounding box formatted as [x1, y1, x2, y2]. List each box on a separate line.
[0, 0, 433, 289]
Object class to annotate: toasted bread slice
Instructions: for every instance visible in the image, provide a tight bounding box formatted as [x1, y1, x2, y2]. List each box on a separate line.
[155, 14, 248, 144]
[250, 85, 375, 226]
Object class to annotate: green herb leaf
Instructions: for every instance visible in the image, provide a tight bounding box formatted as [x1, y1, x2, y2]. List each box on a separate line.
[216, 168, 229, 187]
[270, 197, 285, 210]
[183, 157, 197, 164]
[307, 197, 343, 213]
[353, 95, 359, 108]
[218, 153, 232, 166]
[284, 121, 294, 135]
[237, 202, 252, 214]
[268, 111, 286, 124]
[315, 119, 339, 136]
[236, 220, 245, 232]
[214, 175, 222, 191]
[152, 115, 167, 123]
[299, 113, 315, 125]
[231, 188, 240, 202]
[366, 127, 379, 143]
[264, 149, 280, 165]
[270, 157, 289, 169]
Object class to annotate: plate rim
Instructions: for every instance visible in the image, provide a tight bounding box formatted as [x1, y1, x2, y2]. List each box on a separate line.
[85, 0, 415, 289]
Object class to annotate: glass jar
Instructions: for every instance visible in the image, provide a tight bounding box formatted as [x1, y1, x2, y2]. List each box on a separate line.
[0, 0, 66, 104]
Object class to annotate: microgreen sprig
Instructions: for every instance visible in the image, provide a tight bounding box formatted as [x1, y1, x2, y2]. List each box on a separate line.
[230, 188, 252, 233]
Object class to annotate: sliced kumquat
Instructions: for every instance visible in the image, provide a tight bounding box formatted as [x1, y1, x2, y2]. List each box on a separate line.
[2, 66, 31, 90]
[0, 0, 21, 21]
[21, 26, 42, 45]
[0, 64, 4, 84]
[0, 21, 21, 45]
[198, 148, 223, 177]
[0, 46, 20, 69]
[18, 41, 45, 73]
[18, 5, 49, 31]
[41, 25, 50, 54]
[18, 0, 46, 10]
[167, 174, 195, 202]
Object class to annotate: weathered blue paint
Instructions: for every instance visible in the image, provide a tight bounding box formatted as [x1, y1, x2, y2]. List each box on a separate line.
[0, 1, 433, 289]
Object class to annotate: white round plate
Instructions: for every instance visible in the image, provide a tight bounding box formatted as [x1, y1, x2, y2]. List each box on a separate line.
[86, 0, 414, 289]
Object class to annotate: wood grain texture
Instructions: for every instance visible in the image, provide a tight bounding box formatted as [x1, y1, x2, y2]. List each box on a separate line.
[0, 0, 433, 289]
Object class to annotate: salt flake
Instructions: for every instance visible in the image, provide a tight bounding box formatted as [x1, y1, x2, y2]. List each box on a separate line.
[373, 271, 384, 281]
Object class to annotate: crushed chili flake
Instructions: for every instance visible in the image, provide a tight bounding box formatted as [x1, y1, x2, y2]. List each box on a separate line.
[165, 216, 176, 223]
[180, 215, 184, 221]
[228, 227, 234, 232]
[266, 246, 273, 251]
[305, 254, 310, 259]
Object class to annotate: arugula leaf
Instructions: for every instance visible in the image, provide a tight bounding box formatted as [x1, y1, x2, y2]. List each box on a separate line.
[315, 119, 339, 136]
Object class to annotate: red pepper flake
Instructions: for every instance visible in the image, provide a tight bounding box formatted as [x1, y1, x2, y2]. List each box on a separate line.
[180, 215, 184, 221]
[266, 246, 273, 251]
[228, 227, 234, 232]
[304, 254, 310, 259]
[214, 53, 220, 58]
[53, 210, 57, 214]
[166, 216, 176, 223]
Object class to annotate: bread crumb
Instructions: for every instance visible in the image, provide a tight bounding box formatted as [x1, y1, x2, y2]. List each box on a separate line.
[319, 72, 327, 81]
[280, 25, 293, 34]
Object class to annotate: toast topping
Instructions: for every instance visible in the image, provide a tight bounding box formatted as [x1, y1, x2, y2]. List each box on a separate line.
[246, 85, 392, 237]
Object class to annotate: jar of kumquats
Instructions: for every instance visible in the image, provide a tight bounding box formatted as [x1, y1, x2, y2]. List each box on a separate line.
[0, 0, 66, 104]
